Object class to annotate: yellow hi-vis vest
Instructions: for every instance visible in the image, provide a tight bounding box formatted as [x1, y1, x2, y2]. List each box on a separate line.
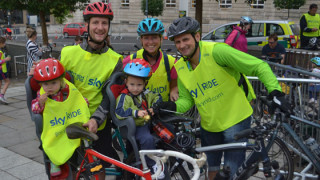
[0, 50, 7, 73]
[130, 49, 175, 101]
[174, 41, 253, 132]
[61, 45, 123, 130]
[40, 79, 90, 165]
[303, 13, 320, 37]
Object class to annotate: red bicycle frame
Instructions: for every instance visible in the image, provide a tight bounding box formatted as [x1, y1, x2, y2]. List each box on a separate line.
[76, 148, 152, 180]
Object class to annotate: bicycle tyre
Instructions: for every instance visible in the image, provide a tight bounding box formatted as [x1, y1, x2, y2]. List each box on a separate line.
[123, 152, 139, 180]
[248, 137, 294, 180]
[168, 157, 190, 180]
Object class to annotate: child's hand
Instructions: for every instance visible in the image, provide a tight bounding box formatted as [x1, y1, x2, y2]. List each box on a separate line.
[148, 108, 155, 116]
[39, 93, 48, 108]
[83, 119, 98, 133]
[28, 61, 40, 76]
[137, 110, 147, 117]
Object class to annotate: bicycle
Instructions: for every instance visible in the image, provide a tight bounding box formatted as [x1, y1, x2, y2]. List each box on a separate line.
[194, 107, 294, 180]
[255, 96, 320, 179]
[65, 122, 206, 180]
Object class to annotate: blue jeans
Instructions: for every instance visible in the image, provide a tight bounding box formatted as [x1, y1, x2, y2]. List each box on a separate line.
[309, 85, 320, 99]
[200, 116, 251, 177]
[135, 124, 156, 167]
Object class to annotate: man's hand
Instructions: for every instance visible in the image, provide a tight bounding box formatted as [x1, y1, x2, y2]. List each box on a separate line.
[83, 119, 98, 133]
[312, 28, 318, 32]
[268, 90, 291, 116]
[152, 101, 176, 115]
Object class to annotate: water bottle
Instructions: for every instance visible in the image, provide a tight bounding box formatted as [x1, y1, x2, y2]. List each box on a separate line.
[305, 137, 320, 159]
[153, 121, 174, 143]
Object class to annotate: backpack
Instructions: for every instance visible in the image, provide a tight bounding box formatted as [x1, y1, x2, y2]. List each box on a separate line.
[224, 29, 240, 47]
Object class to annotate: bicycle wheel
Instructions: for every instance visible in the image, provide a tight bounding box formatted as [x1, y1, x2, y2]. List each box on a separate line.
[249, 137, 294, 180]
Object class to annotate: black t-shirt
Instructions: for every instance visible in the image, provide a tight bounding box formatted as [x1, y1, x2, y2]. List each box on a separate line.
[262, 43, 286, 58]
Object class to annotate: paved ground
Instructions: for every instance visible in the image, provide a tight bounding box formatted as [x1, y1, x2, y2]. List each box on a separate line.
[0, 76, 48, 180]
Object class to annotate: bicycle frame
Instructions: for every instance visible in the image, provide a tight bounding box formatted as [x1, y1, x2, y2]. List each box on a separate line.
[196, 141, 273, 179]
[268, 115, 320, 179]
[76, 146, 153, 180]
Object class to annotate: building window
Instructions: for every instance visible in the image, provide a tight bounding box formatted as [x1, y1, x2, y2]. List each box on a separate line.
[166, 0, 176, 7]
[251, 0, 264, 9]
[192, 0, 196, 8]
[121, 0, 129, 7]
[220, 0, 232, 8]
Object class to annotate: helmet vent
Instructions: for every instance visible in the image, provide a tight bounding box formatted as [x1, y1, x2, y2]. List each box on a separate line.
[45, 66, 50, 75]
[39, 69, 43, 77]
[53, 66, 57, 74]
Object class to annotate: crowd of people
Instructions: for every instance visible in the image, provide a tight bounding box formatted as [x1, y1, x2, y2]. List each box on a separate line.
[1, 1, 319, 180]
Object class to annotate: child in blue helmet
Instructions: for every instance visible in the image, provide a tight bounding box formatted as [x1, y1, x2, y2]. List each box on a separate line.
[115, 58, 165, 179]
[309, 57, 320, 104]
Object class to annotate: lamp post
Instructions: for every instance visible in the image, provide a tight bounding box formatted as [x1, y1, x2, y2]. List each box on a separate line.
[145, 0, 148, 17]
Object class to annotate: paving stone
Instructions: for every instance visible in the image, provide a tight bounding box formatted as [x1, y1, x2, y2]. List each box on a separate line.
[7, 101, 27, 109]
[0, 126, 37, 147]
[1, 118, 33, 130]
[25, 172, 48, 180]
[0, 153, 32, 170]
[0, 105, 16, 114]
[8, 140, 42, 160]
[0, 114, 14, 123]
[12, 95, 26, 101]
[2, 109, 31, 123]
[6, 161, 45, 179]
[5, 97, 22, 104]
[0, 170, 19, 180]
[0, 125, 15, 135]
[0, 147, 15, 159]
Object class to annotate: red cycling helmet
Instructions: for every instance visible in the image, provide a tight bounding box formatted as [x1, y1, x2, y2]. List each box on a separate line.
[83, 2, 114, 21]
[33, 58, 65, 82]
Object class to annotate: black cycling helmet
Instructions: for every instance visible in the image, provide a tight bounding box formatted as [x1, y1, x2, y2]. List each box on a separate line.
[167, 17, 200, 41]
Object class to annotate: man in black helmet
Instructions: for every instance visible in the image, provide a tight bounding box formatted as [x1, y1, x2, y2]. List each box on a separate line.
[154, 17, 291, 179]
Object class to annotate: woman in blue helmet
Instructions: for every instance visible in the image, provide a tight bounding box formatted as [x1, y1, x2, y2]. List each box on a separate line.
[225, 16, 253, 53]
[116, 58, 165, 179]
[123, 18, 179, 102]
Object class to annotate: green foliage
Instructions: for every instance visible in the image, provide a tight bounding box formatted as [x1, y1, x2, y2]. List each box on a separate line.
[0, 0, 88, 24]
[273, 0, 305, 9]
[141, 0, 164, 17]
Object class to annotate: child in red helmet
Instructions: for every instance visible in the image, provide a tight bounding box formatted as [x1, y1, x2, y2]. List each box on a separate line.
[31, 58, 90, 177]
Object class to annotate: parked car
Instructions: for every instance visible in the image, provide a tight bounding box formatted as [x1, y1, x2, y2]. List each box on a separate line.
[202, 20, 300, 48]
[62, 23, 87, 38]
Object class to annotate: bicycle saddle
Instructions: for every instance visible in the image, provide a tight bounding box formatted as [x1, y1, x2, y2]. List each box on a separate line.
[66, 122, 99, 141]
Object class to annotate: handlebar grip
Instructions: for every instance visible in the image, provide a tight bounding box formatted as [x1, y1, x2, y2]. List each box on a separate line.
[260, 96, 273, 107]
[234, 129, 252, 140]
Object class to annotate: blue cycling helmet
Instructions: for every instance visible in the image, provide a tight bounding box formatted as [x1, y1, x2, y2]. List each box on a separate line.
[137, 18, 165, 36]
[311, 57, 320, 67]
[240, 16, 253, 25]
[124, 59, 152, 79]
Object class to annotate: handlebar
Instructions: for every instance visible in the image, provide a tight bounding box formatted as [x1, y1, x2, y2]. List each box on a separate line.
[139, 149, 206, 180]
[261, 55, 283, 63]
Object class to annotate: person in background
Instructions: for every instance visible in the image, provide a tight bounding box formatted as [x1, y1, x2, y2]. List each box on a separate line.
[262, 33, 286, 64]
[74, 35, 83, 45]
[225, 16, 253, 53]
[0, 37, 11, 104]
[123, 18, 179, 102]
[5, 26, 12, 40]
[26, 28, 42, 73]
[157, 17, 291, 179]
[300, 3, 320, 49]
[309, 57, 320, 104]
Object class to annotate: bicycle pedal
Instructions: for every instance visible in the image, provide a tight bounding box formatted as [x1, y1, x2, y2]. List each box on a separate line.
[84, 160, 104, 176]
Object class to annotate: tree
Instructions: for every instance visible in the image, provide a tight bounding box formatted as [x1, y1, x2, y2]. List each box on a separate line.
[273, 0, 305, 19]
[0, 0, 88, 46]
[141, 0, 164, 17]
